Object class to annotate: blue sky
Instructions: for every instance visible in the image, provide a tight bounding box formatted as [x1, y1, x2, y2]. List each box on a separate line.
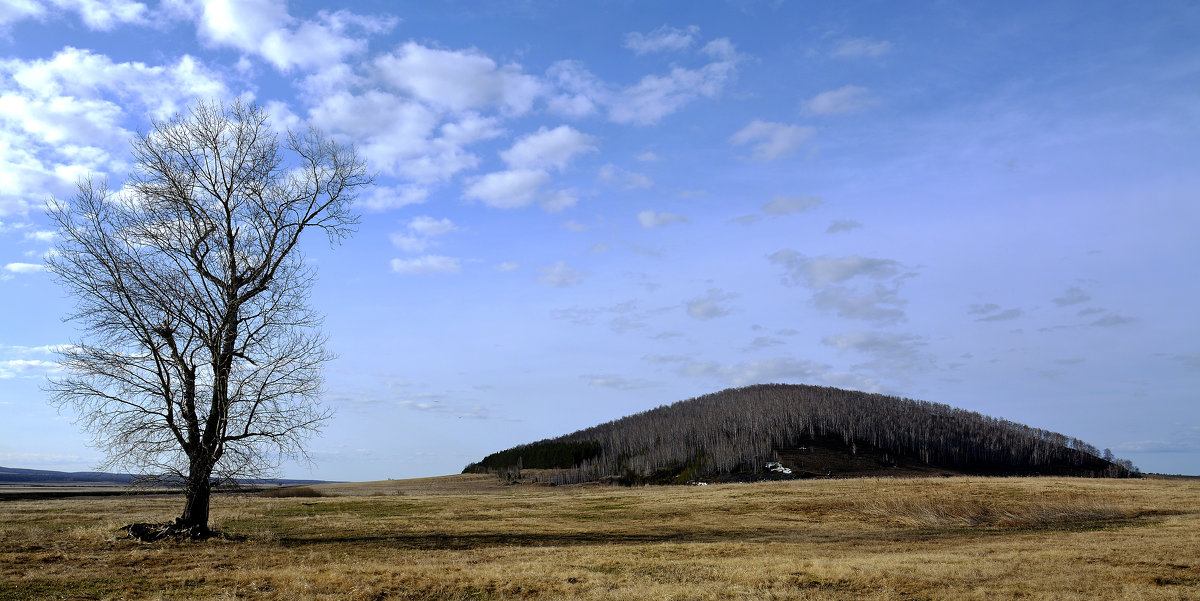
[1, 1, 1197, 480]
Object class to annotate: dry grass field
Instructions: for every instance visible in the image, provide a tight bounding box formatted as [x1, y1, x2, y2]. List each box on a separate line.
[2, 475, 1197, 600]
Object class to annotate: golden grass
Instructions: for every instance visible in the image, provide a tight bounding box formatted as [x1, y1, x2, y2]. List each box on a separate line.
[1, 476, 1197, 600]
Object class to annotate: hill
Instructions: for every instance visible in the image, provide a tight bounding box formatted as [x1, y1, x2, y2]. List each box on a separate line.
[464, 384, 1138, 484]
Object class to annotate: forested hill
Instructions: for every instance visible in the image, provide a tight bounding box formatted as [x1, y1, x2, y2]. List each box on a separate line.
[464, 384, 1138, 484]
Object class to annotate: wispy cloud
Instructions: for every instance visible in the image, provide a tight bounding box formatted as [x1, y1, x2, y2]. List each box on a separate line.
[390, 215, 457, 253]
[730, 120, 814, 161]
[830, 37, 893, 59]
[500, 125, 596, 171]
[390, 255, 461, 275]
[464, 169, 551, 209]
[826, 220, 862, 233]
[581, 374, 658, 390]
[0, 358, 61, 379]
[1091, 314, 1134, 327]
[770, 251, 910, 324]
[973, 307, 1023, 322]
[823, 331, 931, 375]
[538, 261, 582, 287]
[598, 164, 654, 189]
[762, 195, 821, 215]
[805, 85, 874, 115]
[3, 262, 43, 275]
[623, 25, 700, 55]
[685, 288, 737, 320]
[638, 210, 689, 228]
[646, 354, 830, 387]
[1053, 285, 1091, 307]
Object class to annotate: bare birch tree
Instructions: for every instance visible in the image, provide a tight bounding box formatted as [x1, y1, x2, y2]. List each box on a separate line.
[46, 100, 372, 534]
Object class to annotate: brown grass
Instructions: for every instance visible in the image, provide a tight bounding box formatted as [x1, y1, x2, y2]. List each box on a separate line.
[1, 476, 1197, 600]
[257, 486, 326, 498]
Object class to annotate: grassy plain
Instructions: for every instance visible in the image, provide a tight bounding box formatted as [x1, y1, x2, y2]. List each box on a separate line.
[1, 474, 1197, 600]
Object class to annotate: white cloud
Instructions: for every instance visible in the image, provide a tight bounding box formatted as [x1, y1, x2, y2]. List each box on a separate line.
[54, 0, 148, 30]
[610, 57, 738, 125]
[730, 120, 815, 161]
[685, 288, 737, 319]
[582, 374, 657, 390]
[545, 60, 602, 118]
[805, 85, 873, 115]
[744, 336, 785, 351]
[826, 220, 863, 233]
[638, 210, 689, 228]
[6, 47, 227, 119]
[390, 255, 461, 275]
[500, 125, 596, 171]
[831, 37, 893, 59]
[357, 184, 429, 212]
[541, 189, 578, 213]
[22, 230, 54, 243]
[769, 251, 902, 288]
[0, 1, 44, 28]
[538, 261, 581, 287]
[375, 41, 544, 115]
[194, 0, 390, 72]
[623, 25, 699, 55]
[701, 38, 738, 61]
[308, 91, 446, 180]
[466, 126, 592, 211]
[649, 354, 830, 387]
[635, 151, 659, 162]
[389, 234, 427, 253]
[391, 216, 457, 253]
[407, 216, 457, 237]
[598, 164, 653, 189]
[812, 285, 907, 324]
[464, 169, 551, 209]
[439, 113, 504, 146]
[725, 358, 829, 386]
[968, 303, 1001, 316]
[495, 262, 520, 272]
[975, 308, 1023, 322]
[1091, 314, 1134, 327]
[1, 0, 149, 30]
[770, 251, 910, 324]
[0, 48, 228, 216]
[4, 262, 43, 274]
[823, 331, 930, 374]
[546, 39, 740, 125]
[1053, 285, 1091, 307]
[762, 195, 821, 215]
[0, 358, 59, 378]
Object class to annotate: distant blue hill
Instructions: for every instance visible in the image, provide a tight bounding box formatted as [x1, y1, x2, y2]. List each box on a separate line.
[0, 466, 336, 486]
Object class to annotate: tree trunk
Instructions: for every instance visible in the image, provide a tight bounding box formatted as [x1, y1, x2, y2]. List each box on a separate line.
[178, 467, 213, 532]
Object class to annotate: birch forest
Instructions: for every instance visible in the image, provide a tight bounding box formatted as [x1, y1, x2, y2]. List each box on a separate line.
[464, 384, 1138, 484]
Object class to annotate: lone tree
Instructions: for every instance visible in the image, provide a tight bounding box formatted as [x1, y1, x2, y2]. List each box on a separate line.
[46, 100, 372, 534]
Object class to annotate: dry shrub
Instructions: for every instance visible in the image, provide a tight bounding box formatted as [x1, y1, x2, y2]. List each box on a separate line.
[257, 486, 324, 498]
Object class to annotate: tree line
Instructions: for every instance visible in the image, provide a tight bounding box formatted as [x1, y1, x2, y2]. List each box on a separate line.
[465, 384, 1138, 484]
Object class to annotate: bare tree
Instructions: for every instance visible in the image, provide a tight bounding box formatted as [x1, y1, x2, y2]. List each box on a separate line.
[46, 100, 372, 534]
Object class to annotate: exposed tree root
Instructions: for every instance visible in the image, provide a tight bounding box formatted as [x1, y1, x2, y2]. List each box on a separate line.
[120, 520, 241, 542]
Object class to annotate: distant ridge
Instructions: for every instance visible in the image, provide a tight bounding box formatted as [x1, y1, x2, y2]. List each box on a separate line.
[0, 466, 334, 487]
[465, 384, 1138, 484]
